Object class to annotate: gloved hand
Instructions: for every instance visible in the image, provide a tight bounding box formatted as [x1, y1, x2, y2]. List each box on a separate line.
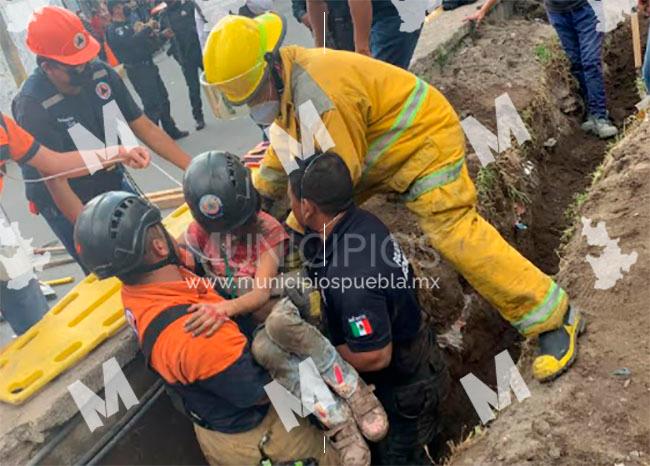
[284, 274, 321, 321]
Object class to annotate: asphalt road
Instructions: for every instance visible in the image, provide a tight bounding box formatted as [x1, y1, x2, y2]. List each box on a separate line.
[0, 2, 312, 343]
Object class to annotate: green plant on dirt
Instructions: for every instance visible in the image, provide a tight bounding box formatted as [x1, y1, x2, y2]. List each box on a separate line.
[434, 48, 451, 70]
[507, 184, 531, 205]
[559, 191, 588, 245]
[475, 164, 500, 217]
[476, 164, 499, 200]
[534, 43, 552, 64]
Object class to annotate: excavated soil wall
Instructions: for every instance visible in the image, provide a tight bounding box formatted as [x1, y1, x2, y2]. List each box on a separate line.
[363, 15, 642, 459]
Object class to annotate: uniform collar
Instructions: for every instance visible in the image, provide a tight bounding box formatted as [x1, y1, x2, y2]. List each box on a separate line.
[307, 206, 358, 266]
[277, 46, 296, 127]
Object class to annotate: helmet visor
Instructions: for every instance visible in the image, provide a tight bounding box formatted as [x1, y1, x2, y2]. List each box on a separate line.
[200, 66, 268, 120]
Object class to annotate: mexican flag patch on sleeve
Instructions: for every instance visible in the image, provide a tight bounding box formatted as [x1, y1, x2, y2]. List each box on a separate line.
[349, 315, 373, 337]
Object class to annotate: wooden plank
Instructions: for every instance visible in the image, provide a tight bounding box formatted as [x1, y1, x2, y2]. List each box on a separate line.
[145, 187, 185, 209]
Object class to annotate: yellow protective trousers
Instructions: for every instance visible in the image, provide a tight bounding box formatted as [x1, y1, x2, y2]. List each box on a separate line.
[402, 158, 569, 338]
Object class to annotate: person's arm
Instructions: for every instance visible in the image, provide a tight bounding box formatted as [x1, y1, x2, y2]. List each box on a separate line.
[640, 0, 650, 15]
[44, 177, 84, 222]
[332, 283, 394, 373]
[4, 111, 150, 177]
[307, 0, 326, 46]
[292, 0, 310, 27]
[348, 0, 372, 56]
[184, 243, 284, 336]
[464, 0, 499, 27]
[29, 145, 150, 178]
[337, 342, 392, 372]
[129, 115, 191, 169]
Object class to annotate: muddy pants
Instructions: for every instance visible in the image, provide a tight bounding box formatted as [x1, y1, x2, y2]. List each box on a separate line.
[251, 298, 361, 428]
[401, 158, 569, 337]
[370, 328, 448, 465]
[195, 407, 338, 465]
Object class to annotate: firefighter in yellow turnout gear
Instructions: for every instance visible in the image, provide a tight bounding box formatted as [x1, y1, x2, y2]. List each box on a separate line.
[201, 12, 585, 382]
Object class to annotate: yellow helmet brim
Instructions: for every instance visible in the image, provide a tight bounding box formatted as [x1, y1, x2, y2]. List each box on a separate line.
[203, 12, 286, 106]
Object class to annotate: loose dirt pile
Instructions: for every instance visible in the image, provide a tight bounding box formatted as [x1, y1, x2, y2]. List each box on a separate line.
[363, 16, 645, 461]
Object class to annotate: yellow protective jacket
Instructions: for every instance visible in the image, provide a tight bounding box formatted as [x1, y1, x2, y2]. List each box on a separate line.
[253, 45, 466, 229]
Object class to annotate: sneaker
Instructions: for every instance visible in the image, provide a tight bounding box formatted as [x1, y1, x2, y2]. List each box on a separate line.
[325, 421, 371, 466]
[532, 306, 586, 382]
[580, 115, 596, 133]
[345, 382, 389, 442]
[593, 117, 618, 139]
[195, 119, 206, 131]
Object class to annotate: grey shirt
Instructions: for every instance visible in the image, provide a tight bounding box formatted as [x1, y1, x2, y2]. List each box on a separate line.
[544, 0, 589, 13]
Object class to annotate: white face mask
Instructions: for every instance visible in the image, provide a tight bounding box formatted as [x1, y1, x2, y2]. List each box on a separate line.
[249, 100, 280, 126]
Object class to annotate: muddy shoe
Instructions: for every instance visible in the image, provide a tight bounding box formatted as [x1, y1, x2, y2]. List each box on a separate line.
[593, 117, 618, 139]
[532, 306, 586, 382]
[345, 382, 388, 442]
[325, 421, 371, 466]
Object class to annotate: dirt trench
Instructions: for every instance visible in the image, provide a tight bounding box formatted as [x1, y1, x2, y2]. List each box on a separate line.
[363, 15, 642, 461]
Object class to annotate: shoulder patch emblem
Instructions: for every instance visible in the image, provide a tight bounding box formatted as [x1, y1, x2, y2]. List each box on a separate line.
[348, 314, 372, 337]
[125, 308, 138, 337]
[95, 81, 112, 100]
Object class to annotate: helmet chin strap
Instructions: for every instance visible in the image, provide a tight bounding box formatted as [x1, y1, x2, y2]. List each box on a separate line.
[265, 52, 284, 97]
[130, 230, 181, 275]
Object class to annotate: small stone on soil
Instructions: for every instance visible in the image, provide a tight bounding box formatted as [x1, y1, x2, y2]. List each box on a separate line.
[549, 445, 561, 459]
[532, 418, 551, 436]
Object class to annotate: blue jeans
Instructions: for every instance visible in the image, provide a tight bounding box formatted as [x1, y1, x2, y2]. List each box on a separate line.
[643, 23, 650, 94]
[371, 15, 423, 70]
[547, 3, 607, 118]
[0, 278, 47, 335]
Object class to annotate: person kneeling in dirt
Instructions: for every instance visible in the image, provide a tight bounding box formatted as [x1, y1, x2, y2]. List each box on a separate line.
[180, 151, 389, 465]
[289, 152, 450, 465]
[73, 190, 337, 466]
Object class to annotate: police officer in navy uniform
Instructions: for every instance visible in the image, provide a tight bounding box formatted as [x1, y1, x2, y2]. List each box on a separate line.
[159, 0, 206, 131]
[105, 0, 190, 140]
[288, 153, 450, 465]
[13, 5, 191, 268]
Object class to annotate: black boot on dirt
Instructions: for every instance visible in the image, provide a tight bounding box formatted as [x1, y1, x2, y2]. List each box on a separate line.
[167, 128, 189, 140]
[195, 119, 206, 131]
[532, 306, 586, 382]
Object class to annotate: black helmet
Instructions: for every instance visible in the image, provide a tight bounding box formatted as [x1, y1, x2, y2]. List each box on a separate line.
[183, 151, 260, 233]
[74, 191, 176, 279]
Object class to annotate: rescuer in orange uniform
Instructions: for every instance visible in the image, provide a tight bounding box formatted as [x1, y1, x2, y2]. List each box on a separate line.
[73, 191, 339, 465]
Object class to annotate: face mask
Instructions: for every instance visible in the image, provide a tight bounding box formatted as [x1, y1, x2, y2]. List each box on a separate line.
[249, 100, 280, 126]
[67, 65, 94, 87]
